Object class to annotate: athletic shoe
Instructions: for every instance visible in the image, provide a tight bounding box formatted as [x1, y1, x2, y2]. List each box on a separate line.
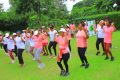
[64, 72, 69, 76]
[85, 63, 89, 69]
[111, 57, 114, 61]
[38, 63, 45, 69]
[60, 70, 66, 76]
[53, 56, 57, 58]
[104, 57, 109, 60]
[11, 60, 15, 64]
[80, 63, 85, 67]
[49, 55, 53, 58]
[102, 52, 105, 56]
[32, 58, 36, 61]
[96, 52, 100, 55]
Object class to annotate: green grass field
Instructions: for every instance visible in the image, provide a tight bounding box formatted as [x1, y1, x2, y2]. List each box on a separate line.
[0, 31, 120, 80]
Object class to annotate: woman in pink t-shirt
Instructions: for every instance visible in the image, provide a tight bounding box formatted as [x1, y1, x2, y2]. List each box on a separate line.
[103, 19, 116, 61]
[42, 28, 49, 56]
[76, 21, 89, 69]
[33, 30, 45, 69]
[28, 30, 35, 59]
[66, 25, 71, 52]
[55, 28, 70, 76]
[0, 33, 3, 49]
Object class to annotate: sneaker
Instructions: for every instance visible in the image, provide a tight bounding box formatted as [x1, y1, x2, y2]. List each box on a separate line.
[80, 63, 85, 67]
[85, 63, 89, 69]
[49, 55, 53, 58]
[11, 60, 15, 64]
[60, 70, 66, 76]
[102, 52, 105, 56]
[96, 52, 100, 55]
[64, 72, 69, 76]
[111, 57, 114, 61]
[38, 63, 45, 69]
[32, 58, 36, 61]
[53, 56, 57, 58]
[104, 57, 109, 60]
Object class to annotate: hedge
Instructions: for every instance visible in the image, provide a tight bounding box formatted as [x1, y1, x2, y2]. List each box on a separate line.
[72, 11, 120, 29]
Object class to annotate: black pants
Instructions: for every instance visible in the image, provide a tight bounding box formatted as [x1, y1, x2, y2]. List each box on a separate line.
[78, 47, 88, 64]
[13, 45, 17, 56]
[17, 49, 24, 64]
[96, 38, 104, 51]
[68, 40, 71, 52]
[57, 53, 70, 72]
[48, 41, 57, 56]
[3, 44, 7, 53]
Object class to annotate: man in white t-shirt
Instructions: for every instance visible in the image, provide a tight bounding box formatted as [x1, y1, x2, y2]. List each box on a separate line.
[48, 25, 58, 58]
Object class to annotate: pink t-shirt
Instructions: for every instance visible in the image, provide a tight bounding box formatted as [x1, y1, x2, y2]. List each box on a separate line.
[84, 25, 88, 31]
[103, 26, 115, 43]
[0, 35, 3, 41]
[33, 35, 43, 49]
[55, 36, 69, 54]
[76, 30, 88, 48]
[70, 24, 75, 30]
[66, 28, 71, 40]
[42, 32, 48, 44]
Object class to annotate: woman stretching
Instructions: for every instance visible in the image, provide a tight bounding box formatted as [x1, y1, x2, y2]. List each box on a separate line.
[76, 21, 89, 69]
[55, 28, 70, 76]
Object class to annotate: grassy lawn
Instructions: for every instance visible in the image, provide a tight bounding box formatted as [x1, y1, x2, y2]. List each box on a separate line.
[0, 31, 120, 80]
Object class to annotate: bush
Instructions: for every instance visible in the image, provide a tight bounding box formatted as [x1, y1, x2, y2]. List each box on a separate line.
[72, 12, 120, 29]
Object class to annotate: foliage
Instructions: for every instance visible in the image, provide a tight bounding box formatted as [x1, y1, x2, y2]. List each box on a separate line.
[72, 12, 120, 29]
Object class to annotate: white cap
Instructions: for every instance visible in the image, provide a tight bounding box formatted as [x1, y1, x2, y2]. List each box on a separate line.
[66, 24, 69, 27]
[0, 33, 1, 35]
[59, 28, 66, 32]
[13, 33, 17, 35]
[42, 26, 45, 28]
[34, 31, 38, 35]
[5, 33, 9, 37]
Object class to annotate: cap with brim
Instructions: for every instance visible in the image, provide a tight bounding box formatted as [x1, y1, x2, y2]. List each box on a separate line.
[5, 33, 9, 37]
[34, 31, 38, 35]
[13, 33, 17, 35]
[59, 28, 66, 33]
[42, 26, 45, 28]
[66, 24, 69, 27]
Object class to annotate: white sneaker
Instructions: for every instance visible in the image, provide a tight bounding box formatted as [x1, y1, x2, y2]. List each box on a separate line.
[48, 55, 53, 58]
[11, 60, 15, 64]
[38, 63, 45, 69]
[32, 58, 36, 61]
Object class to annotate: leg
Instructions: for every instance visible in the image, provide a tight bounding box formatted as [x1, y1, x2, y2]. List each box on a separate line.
[68, 40, 71, 52]
[63, 53, 70, 73]
[17, 49, 24, 65]
[13, 45, 17, 57]
[82, 48, 88, 64]
[96, 38, 101, 55]
[53, 42, 57, 56]
[106, 43, 113, 58]
[3, 44, 7, 53]
[57, 58, 64, 71]
[8, 50, 14, 60]
[48, 42, 52, 55]
[78, 47, 84, 64]
[45, 46, 49, 55]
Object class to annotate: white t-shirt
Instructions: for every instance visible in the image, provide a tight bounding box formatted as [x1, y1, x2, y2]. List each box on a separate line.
[29, 37, 34, 47]
[14, 36, 25, 49]
[96, 24, 104, 38]
[48, 30, 57, 42]
[7, 37, 15, 50]
[3, 37, 8, 45]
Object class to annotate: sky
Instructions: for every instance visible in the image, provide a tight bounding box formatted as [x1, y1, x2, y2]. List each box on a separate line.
[0, 0, 82, 12]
